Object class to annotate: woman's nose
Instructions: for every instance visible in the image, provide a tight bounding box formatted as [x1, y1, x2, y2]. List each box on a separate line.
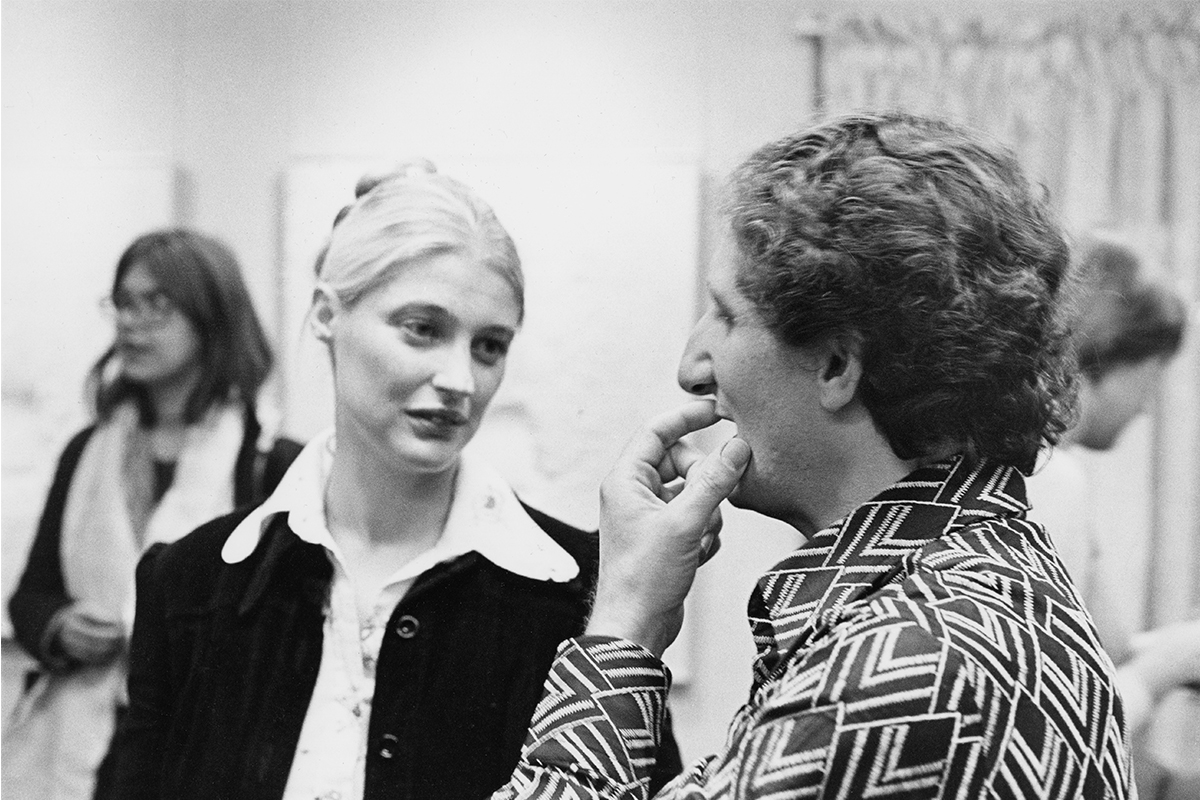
[677, 324, 716, 396]
[114, 312, 149, 335]
[430, 342, 476, 397]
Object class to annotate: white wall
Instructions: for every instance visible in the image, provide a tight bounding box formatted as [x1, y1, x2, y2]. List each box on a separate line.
[1, 0, 814, 759]
[6, 0, 1180, 767]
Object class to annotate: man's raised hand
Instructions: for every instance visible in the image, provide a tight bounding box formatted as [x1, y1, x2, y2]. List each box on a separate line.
[586, 400, 752, 657]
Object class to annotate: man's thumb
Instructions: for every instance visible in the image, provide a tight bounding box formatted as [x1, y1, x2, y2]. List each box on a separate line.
[679, 438, 751, 511]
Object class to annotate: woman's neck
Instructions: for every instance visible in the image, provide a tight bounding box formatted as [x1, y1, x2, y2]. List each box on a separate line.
[146, 369, 201, 429]
[144, 380, 202, 462]
[323, 435, 457, 550]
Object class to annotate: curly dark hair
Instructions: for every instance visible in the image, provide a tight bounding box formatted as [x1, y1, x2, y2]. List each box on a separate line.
[1072, 236, 1186, 381]
[728, 111, 1077, 473]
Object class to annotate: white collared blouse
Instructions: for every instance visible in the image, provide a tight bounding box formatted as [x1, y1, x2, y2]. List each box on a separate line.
[221, 430, 578, 800]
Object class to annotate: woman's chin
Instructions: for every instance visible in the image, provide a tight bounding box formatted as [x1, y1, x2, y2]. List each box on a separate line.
[118, 363, 156, 384]
[390, 436, 468, 475]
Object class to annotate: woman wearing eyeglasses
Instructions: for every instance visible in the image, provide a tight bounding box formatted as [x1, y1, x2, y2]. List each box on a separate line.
[4, 229, 302, 800]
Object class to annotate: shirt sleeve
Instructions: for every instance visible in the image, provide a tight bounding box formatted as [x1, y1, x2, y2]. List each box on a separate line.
[494, 620, 999, 799]
[8, 429, 94, 669]
[492, 636, 674, 800]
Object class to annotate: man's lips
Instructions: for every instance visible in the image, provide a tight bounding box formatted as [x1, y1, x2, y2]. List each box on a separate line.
[406, 408, 469, 427]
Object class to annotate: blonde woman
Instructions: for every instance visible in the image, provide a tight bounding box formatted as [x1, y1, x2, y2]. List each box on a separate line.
[110, 165, 680, 800]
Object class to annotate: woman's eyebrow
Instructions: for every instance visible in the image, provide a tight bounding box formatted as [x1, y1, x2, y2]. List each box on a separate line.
[389, 303, 517, 336]
[391, 302, 446, 315]
[478, 324, 517, 339]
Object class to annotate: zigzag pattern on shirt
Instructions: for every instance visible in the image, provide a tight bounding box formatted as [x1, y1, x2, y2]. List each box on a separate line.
[520, 637, 667, 796]
[499, 458, 1134, 800]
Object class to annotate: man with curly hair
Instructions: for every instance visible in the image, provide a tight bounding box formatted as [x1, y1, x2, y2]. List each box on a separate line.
[492, 111, 1135, 799]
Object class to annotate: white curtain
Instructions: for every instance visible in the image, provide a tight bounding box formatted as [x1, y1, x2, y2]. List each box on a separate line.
[816, 1, 1199, 632]
[814, 6, 1199, 793]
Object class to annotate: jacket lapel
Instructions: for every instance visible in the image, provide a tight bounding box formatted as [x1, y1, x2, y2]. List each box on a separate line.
[207, 516, 332, 797]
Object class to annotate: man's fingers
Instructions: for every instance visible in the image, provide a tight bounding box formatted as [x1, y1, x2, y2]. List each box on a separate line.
[698, 509, 724, 565]
[60, 626, 123, 663]
[80, 624, 124, 641]
[74, 614, 123, 632]
[659, 440, 705, 485]
[621, 400, 721, 466]
[673, 438, 752, 517]
[73, 601, 122, 625]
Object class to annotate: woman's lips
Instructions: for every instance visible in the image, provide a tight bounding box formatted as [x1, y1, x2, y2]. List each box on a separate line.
[406, 408, 469, 438]
[117, 342, 153, 360]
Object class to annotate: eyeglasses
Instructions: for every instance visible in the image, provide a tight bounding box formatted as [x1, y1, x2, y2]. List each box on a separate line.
[99, 290, 181, 327]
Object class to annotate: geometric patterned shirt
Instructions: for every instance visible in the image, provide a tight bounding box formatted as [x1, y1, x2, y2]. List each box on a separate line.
[493, 457, 1136, 799]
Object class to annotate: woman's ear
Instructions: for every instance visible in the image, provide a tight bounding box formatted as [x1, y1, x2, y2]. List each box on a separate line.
[310, 284, 340, 344]
[816, 336, 864, 412]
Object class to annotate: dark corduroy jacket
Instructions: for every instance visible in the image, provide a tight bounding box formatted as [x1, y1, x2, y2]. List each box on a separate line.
[109, 503, 682, 800]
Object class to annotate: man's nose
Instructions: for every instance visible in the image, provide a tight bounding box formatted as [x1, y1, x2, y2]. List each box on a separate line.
[677, 325, 716, 396]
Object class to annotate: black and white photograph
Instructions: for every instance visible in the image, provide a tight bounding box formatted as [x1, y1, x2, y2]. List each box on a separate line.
[2, 2, 1197, 798]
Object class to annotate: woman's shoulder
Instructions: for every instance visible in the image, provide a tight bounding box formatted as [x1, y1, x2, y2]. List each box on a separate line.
[63, 424, 98, 451]
[263, 434, 304, 466]
[519, 503, 599, 581]
[53, 425, 99, 471]
[140, 507, 259, 585]
[31, 426, 100, 498]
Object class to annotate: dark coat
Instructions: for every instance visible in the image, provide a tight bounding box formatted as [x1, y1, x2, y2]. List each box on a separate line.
[7, 407, 303, 670]
[109, 503, 682, 800]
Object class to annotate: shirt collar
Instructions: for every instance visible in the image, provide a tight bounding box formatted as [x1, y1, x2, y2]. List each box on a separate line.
[748, 456, 1030, 680]
[221, 429, 579, 584]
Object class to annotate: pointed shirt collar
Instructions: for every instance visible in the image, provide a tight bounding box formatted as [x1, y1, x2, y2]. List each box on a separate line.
[748, 456, 1030, 681]
[221, 429, 579, 584]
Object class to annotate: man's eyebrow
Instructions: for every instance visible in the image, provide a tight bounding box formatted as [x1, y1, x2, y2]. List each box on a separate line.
[708, 283, 733, 314]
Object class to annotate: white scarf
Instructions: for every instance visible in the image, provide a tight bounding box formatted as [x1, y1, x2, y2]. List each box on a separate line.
[2, 402, 245, 800]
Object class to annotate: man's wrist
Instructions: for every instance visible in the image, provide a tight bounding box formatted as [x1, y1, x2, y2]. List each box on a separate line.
[585, 598, 676, 658]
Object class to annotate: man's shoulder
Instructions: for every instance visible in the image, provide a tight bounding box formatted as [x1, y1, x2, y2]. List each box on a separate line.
[861, 518, 1111, 687]
[909, 516, 1077, 599]
[800, 517, 1099, 685]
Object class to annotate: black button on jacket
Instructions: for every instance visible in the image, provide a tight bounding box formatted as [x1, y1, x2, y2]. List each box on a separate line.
[108, 504, 682, 799]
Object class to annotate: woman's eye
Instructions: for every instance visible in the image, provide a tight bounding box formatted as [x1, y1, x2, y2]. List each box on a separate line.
[472, 337, 510, 365]
[400, 319, 438, 341]
[147, 292, 175, 313]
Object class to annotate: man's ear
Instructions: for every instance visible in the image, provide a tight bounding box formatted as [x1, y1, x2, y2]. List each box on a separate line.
[310, 284, 341, 344]
[816, 336, 863, 412]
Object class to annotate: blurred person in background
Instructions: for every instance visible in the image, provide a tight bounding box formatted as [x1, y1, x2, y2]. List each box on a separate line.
[1026, 234, 1195, 800]
[1029, 235, 1187, 638]
[109, 163, 680, 800]
[4, 229, 302, 800]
